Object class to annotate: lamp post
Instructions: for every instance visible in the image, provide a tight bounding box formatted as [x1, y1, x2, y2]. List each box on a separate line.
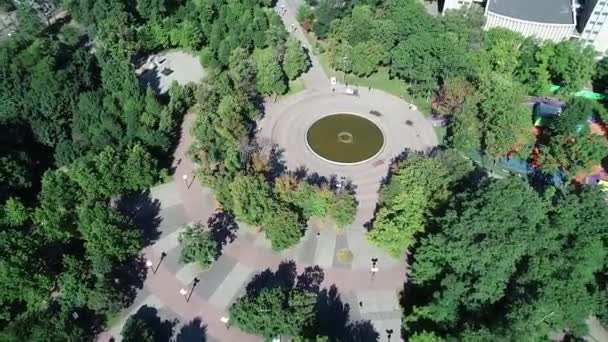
[182, 173, 189, 188]
[157, 252, 167, 273]
[386, 329, 394, 342]
[337, 176, 346, 194]
[146, 252, 167, 274]
[342, 56, 349, 86]
[186, 277, 200, 302]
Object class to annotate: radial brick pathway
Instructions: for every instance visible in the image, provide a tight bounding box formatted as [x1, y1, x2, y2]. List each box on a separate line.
[97, 1, 438, 340]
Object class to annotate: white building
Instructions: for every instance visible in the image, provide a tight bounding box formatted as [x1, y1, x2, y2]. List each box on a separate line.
[484, 0, 577, 42]
[439, 0, 608, 54]
[578, 0, 608, 54]
[442, 0, 475, 12]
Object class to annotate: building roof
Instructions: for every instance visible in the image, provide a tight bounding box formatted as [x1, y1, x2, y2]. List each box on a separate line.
[487, 0, 574, 25]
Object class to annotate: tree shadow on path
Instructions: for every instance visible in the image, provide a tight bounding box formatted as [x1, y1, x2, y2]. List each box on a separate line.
[175, 317, 207, 342]
[308, 284, 380, 341]
[296, 265, 325, 293]
[116, 189, 162, 246]
[239, 262, 378, 341]
[207, 210, 239, 250]
[111, 255, 148, 307]
[122, 305, 177, 341]
[292, 166, 357, 195]
[246, 260, 298, 295]
[267, 144, 287, 182]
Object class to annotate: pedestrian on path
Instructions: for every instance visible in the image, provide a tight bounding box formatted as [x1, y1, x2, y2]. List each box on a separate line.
[359, 301, 363, 308]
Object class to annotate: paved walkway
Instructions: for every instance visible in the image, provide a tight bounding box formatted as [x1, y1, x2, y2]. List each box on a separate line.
[98, 2, 437, 341]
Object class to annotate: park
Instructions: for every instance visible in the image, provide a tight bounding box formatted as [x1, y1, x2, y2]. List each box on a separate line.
[2, 0, 608, 341]
[96, 2, 437, 340]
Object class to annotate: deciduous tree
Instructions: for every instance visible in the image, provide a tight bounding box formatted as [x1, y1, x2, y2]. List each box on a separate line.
[368, 152, 473, 256]
[549, 41, 596, 93]
[262, 203, 304, 251]
[435, 77, 474, 116]
[229, 174, 274, 225]
[178, 223, 219, 266]
[230, 287, 316, 338]
[77, 201, 141, 275]
[475, 28, 523, 77]
[406, 179, 608, 340]
[283, 37, 310, 80]
[255, 48, 287, 98]
[477, 74, 533, 156]
[350, 41, 383, 77]
[592, 55, 608, 93]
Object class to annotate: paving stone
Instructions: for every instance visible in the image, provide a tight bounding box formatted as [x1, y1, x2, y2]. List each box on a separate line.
[150, 182, 181, 209]
[314, 232, 337, 267]
[208, 262, 254, 310]
[176, 263, 205, 284]
[160, 244, 184, 275]
[355, 290, 400, 315]
[193, 255, 239, 300]
[332, 233, 350, 269]
[157, 204, 190, 236]
[293, 228, 318, 265]
[153, 227, 185, 257]
[369, 318, 401, 342]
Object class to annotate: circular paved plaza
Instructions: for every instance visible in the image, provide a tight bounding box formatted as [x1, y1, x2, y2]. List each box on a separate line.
[101, 3, 439, 341]
[259, 88, 438, 223]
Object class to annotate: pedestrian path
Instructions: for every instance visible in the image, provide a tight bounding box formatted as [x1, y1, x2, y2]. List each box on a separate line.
[101, 176, 407, 341]
[98, 0, 425, 340]
[108, 294, 165, 339]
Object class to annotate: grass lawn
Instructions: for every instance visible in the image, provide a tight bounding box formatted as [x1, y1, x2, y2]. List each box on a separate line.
[105, 310, 121, 330]
[286, 77, 305, 95]
[433, 126, 446, 145]
[305, 31, 432, 115]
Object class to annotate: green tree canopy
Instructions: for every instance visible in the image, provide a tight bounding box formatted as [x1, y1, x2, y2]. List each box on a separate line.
[283, 37, 311, 80]
[255, 47, 287, 97]
[368, 151, 473, 256]
[406, 178, 608, 340]
[229, 174, 274, 226]
[548, 41, 596, 93]
[178, 223, 219, 266]
[477, 74, 534, 156]
[230, 287, 316, 339]
[475, 28, 523, 77]
[538, 98, 608, 173]
[592, 55, 608, 93]
[262, 203, 305, 251]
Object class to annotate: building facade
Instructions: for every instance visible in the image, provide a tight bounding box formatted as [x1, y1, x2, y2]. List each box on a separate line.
[442, 0, 475, 12]
[578, 0, 608, 54]
[483, 0, 576, 42]
[440, 0, 608, 54]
